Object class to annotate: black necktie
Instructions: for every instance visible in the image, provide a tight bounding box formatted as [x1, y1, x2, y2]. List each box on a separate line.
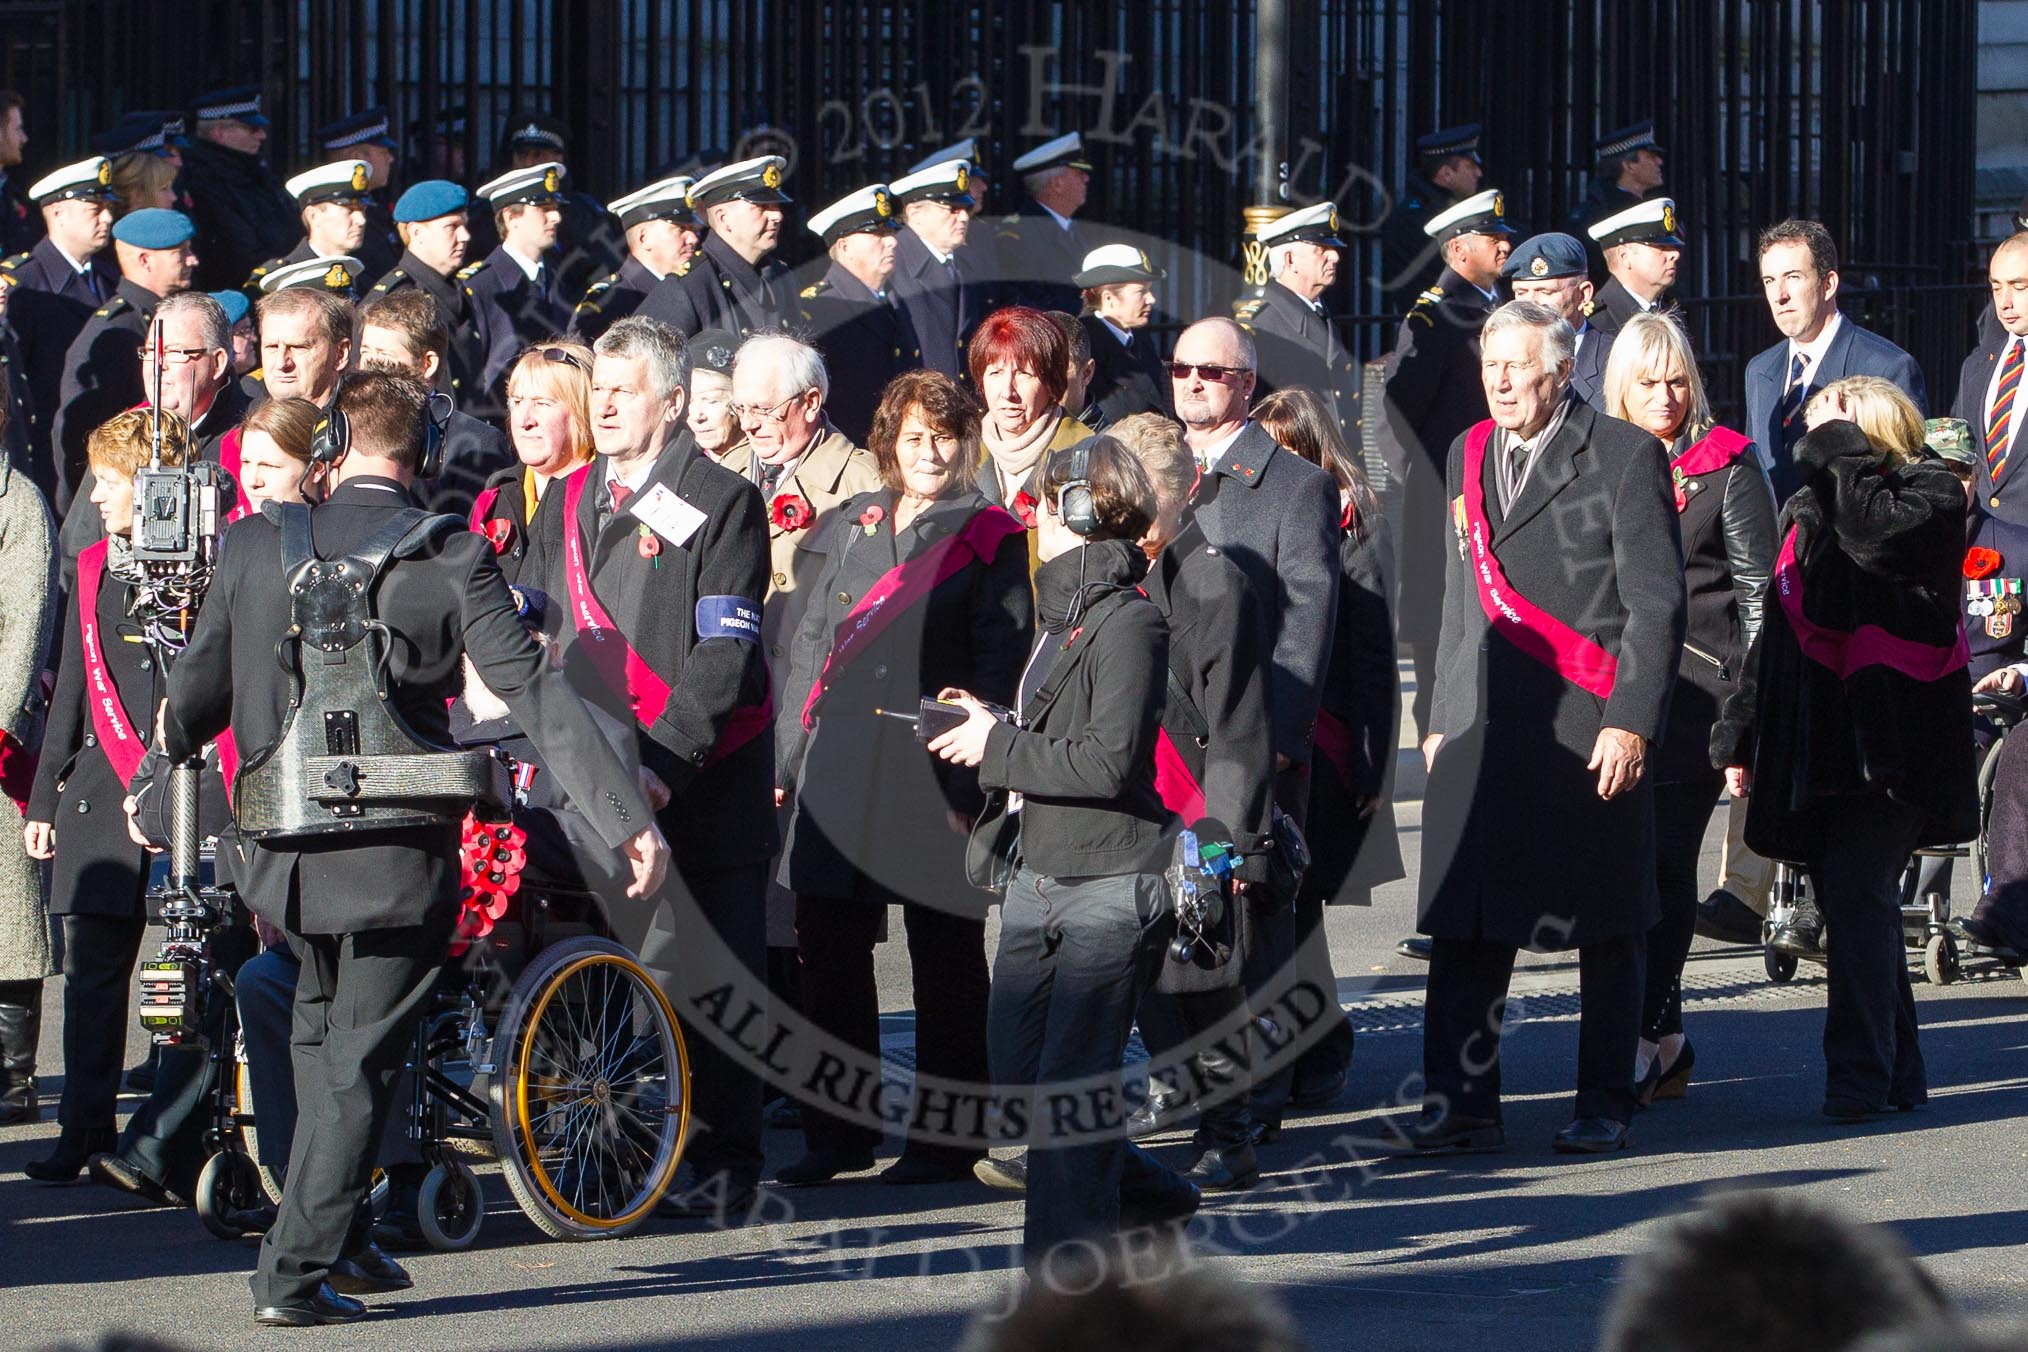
[1776, 351, 1810, 459]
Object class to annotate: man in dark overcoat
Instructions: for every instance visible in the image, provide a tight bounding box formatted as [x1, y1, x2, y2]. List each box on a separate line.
[1401, 300, 1686, 1157]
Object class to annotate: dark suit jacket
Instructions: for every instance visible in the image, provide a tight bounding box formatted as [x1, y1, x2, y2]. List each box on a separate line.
[1585, 277, 1673, 339]
[467, 464, 568, 591]
[1422, 398, 1687, 947]
[890, 227, 983, 380]
[568, 254, 661, 344]
[561, 431, 776, 866]
[1952, 331, 2028, 676]
[1570, 323, 1614, 408]
[636, 232, 790, 340]
[1191, 420, 1340, 766]
[162, 476, 649, 933]
[1078, 313, 1168, 424]
[464, 244, 572, 400]
[1743, 314, 1928, 502]
[415, 409, 514, 522]
[51, 278, 159, 514]
[1245, 279, 1357, 438]
[800, 261, 923, 444]
[990, 198, 1090, 316]
[368, 250, 495, 418]
[3, 238, 119, 491]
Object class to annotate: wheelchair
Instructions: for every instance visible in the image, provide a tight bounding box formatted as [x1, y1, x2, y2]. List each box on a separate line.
[177, 836, 691, 1248]
[1761, 689, 2028, 986]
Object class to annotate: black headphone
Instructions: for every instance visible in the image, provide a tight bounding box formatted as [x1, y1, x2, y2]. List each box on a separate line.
[308, 386, 453, 478]
[1058, 441, 1098, 537]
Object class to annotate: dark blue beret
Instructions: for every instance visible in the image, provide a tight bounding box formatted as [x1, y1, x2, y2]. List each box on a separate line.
[111, 208, 195, 249]
[393, 180, 469, 223]
[1501, 232, 1589, 281]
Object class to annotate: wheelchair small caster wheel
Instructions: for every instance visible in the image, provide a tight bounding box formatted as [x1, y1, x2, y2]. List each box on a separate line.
[418, 1160, 484, 1251]
[1765, 946, 1798, 982]
[1923, 932, 1960, 986]
[195, 1150, 266, 1240]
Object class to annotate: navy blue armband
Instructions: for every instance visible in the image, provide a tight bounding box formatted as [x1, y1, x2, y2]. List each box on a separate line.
[696, 595, 762, 642]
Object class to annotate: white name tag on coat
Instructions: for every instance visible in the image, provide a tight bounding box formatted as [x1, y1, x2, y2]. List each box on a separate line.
[629, 484, 708, 548]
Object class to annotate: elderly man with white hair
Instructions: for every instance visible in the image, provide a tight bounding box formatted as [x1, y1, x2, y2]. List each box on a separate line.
[1242, 200, 1358, 438]
[1396, 299, 1686, 1160]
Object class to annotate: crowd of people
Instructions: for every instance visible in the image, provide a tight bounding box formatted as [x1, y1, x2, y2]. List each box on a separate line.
[0, 86, 2022, 1333]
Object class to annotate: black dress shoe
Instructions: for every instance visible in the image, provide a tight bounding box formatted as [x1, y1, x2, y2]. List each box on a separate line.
[774, 1148, 875, 1187]
[1651, 1041, 1696, 1102]
[328, 1243, 412, 1295]
[24, 1126, 117, 1182]
[877, 1154, 974, 1186]
[0, 1086, 38, 1126]
[1183, 1144, 1259, 1190]
[1291, 1068, 1347, 1109]
[1396, 936, 1433, 961]
[972, 1153, 1028, 1191]
[372, 1207, 427, 1252]
[1244, 1118, 1281, 1148]
[1552, 1117, 1631, 1154]
[1119, 1170, 1201, 1228]
[1694, 890, 1766, 944]
[1380, 1112, 1505, 1156]
[1822, 1097, 1894, 1122]
[253, 1283, 367, 1327]
[88, 1153, 184, 1207]
[656, 1176, 760, 1225]
[1771, 902, 1825, 956]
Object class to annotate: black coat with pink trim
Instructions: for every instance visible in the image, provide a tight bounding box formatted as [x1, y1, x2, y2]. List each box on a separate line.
[1712, 421, 1977, 861]
[1421, 398, 1687, 948]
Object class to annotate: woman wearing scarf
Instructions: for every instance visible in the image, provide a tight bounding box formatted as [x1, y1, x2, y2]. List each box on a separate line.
[968, 307, 1093, 552]
[1715, 377, 1975, 1120]
[1603, 312, 1776, 1106]
[774, 370, 1033, 1187]
[469, 339, 595, 588]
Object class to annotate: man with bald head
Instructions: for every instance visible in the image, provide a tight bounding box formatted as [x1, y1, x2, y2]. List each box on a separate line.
[1170, 314, 1351, 1126]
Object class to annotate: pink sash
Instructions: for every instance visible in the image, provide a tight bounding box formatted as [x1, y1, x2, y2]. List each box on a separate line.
[1313, 708, 1355, 787]
[76, 541, 147, 785]
[1774, 526, 1969, 682]
[218, 427, 249, 523]
[1460, 421, 1619, 699]
[560, 464, 772, 765]
[799, 506, 1026, 731]
[1152, 728, 1206, 821]
[469, 485, 501, 531]
[1669, 426, 1751, 501]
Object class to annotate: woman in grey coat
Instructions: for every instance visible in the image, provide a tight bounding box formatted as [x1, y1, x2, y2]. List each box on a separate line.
[0, 443, 57, 1125]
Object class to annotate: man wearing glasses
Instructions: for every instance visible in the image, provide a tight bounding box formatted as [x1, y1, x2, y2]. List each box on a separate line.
[1167, 316, 1346, 1135]
[51, 207, 197, 515]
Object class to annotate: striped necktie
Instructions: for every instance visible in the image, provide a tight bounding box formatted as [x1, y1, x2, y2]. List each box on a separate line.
[1988, 338, 2023, 485]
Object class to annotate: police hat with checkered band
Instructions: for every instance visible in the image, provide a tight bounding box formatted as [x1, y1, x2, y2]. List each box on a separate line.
[687, 155, 792, 210]
[1416, 123, 1483, 165]
[285, 160, 373, 207]
[807, 184, 897, 245]
[1586, 197, 1684, 249]
[1422, 188, 1516, 243]
[888, 160, 974, 210]
[1259, 200, 1347, 250]
[316, 107, 397, 153]
[477, 163, 565, 209]
[608, 176, 701, 231]
[191, 84, 268, 128]
[28, 157, 116, 207]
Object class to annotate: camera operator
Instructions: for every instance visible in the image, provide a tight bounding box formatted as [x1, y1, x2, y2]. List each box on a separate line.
[157, 371, 669, 1326]
[930, 435, 1199, 1263]
[23, 410, 221, 1181]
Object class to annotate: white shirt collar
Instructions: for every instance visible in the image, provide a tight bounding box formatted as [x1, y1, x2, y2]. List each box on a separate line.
[1787, 309, 1845, 374]
[605, 454, 657, 496]
[1098, 315, 1132, 346]
[1196, 422, 1247, 471]
[1039, 202, 1074, 232]
[51, 240, 91, 275]
[502, 242, 545, 284]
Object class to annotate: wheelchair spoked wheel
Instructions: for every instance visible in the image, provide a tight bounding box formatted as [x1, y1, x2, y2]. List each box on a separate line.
[195, 1150, 267, 1240]
[487, 936, 690, 1241]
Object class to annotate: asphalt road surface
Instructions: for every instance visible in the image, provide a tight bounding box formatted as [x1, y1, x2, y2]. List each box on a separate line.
[6, 712, 2026, 1351]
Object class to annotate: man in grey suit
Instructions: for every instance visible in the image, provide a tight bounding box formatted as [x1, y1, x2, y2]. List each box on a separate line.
[1169, 316, 1349, 1122]
[1744, 219, 1926, 503]
[1504, 232, 1614, 408]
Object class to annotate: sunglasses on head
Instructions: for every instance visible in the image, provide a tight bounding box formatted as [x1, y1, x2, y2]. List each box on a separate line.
[541, 346, 589, 373]
[1166, 362, 1251, 382]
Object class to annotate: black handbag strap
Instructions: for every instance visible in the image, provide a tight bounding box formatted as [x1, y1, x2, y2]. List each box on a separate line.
[1022, 588, 1138, 724]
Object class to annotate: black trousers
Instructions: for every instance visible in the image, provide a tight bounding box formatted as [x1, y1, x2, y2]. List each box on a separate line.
[1805, 794, 1927, 1109]
[1643, 772, 1725, 1040]
[1423, 933, 1644, 1124]
[794, 894, 988, 1163]
[251, 914, 453, 1309]
[56, 912, 147, 1134]
[115, 923, 257, 1197]
[1136, 985, 1254, 1149]
[630, 861, 769, 1191]
[1247, 888, 1355, 1121]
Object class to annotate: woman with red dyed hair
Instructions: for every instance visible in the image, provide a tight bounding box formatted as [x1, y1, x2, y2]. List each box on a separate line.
[967, 306, 1092, 519]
